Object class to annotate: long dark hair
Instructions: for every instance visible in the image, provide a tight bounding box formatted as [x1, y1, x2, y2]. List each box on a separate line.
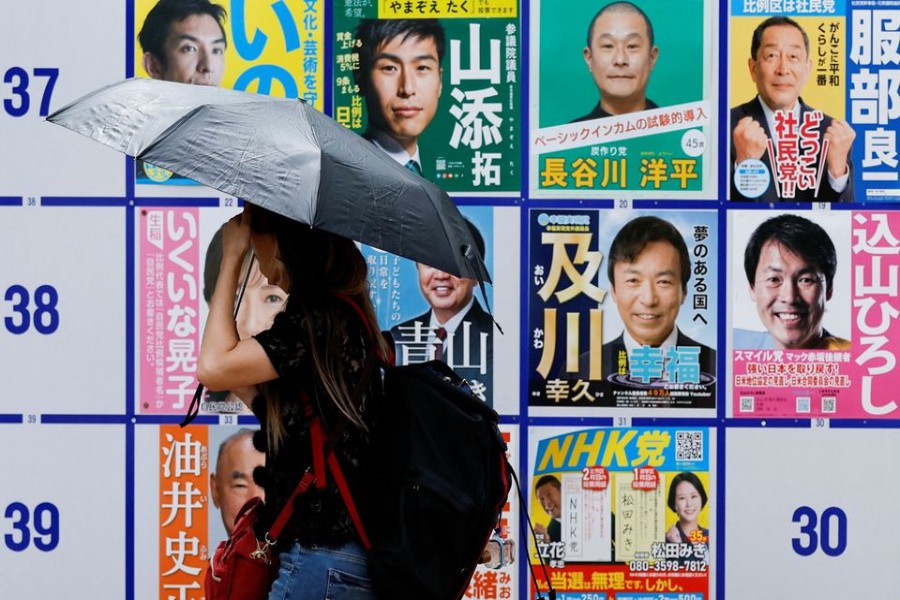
[248, 204, 390, 452]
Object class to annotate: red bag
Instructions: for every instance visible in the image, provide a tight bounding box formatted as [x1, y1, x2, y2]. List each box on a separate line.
[205, 471, 315, 600]
[205, 497, 278, 600]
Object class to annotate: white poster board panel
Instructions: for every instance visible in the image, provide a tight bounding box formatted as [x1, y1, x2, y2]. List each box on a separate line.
[0, 207, 125, 414]
[726, 426, 900, 598]
[0, 1, 126, 198]
[0, 424, 125, 599]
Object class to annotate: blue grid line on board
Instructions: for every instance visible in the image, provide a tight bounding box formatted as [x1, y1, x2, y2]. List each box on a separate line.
[40, 196, 128, 207]
[830, 419, 900, 429]
[133, 414, 223, 426]
[498, 414, 521, 426]
[124, 0, 136, 584]
[724, 418, 812, 428]
[632, 198, 722, 211]
[716, 420, 726, 600]
[133, 196, 222, 207]
[40, 414, 131, 424]
[527, 416, 616, 428]
[323, 0, 333, 117]
[631, 417, 720, 428]
[516, 152, 531, 592]
[0, 197, 23, 206]
[0, 415, 24, 423]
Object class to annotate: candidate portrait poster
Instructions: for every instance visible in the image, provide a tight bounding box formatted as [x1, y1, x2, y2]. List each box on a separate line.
[730, 210, 900, 419]
[528, 208, 718, 416]
[331, 0, 521, 195]
[136, 204, 261, 417]
[529, 0, 717, 199]
[133, 0, 324, 187]
[361, 205, 520, 415]
[729, 1, 873, 202]
[528, 425, 713, 599]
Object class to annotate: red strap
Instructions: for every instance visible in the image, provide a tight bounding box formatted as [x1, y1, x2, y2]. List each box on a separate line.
[326, 451, 371, 550]
[302, 390, 328, 490]
[267, 469, 315, 541]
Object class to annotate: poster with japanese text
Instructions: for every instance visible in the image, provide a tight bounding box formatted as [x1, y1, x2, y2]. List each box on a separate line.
[730, 210, 900, 419]
[331, 0, 521, 195]
[133, 0, 324, 187]
[466, 424, 520, 599]
[726, 427, 900, 598]
[529, 0, 717, 199]
[135, 204, 260, 416]
[362, 205, 520, 414]
[528, 208, 718, 417]
[135, 424, 267, 600]
[528, 426, 713, 599]
[729, 1, 864, 202]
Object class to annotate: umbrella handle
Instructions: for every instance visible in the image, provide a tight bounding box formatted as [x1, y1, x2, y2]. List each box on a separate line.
[180, 252, 257, 428]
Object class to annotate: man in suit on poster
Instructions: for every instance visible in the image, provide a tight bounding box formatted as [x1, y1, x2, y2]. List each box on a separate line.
[730, 16, 855, 202]
[574, 216, 715, 386]
[136, 0, 228, 182]
[572, 1, 660, 122]
[390, 219, 494, 406]
[353, 18, 445, 176]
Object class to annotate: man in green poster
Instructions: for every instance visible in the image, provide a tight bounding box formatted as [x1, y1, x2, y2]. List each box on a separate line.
[354, 19, 446, 174]
[572, 1, 659, 122]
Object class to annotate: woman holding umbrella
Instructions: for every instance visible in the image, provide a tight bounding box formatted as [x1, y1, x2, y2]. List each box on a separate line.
[199, 203, 391, 599]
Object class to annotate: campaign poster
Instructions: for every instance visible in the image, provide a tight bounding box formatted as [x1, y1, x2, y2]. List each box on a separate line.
[729, 2, 859, 202]
[528, 426, 713, 599]
[332, 0, 521, 195]
[528, 208, 718, 415]
[362, 206, 520, 415]
[133, 0, 324, 187]
[466, 424, 520, 599]
[847, 2, 900, 200]
[730, 210, 900, 419]
[136, 204, 265, 416]
[529, 0, 716, 199]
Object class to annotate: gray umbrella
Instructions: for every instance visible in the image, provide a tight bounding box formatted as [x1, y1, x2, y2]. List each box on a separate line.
[47, 78, 490, 284]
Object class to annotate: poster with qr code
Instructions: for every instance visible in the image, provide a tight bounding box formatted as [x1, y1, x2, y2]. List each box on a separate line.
[527, 425, 714, 597]
[730, 210, 900, 418]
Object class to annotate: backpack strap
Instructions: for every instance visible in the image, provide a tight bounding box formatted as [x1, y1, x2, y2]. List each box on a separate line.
[298, 294, 382, 551]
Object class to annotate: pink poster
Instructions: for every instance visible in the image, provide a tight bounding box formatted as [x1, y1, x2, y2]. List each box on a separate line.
[139, 208, 201, 415]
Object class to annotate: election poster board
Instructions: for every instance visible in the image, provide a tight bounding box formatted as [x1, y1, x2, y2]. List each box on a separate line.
[528, 426, 714, 599]
[528, 208, 718, 417]
[9, 0, 900, 598]
[331, 0, 522, 195]
[529, 0, 718, 199]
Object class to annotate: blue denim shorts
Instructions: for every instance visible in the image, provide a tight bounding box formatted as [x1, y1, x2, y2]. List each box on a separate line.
[267, 540, 376, 600]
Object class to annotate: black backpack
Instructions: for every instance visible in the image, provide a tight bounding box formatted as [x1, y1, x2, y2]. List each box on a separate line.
[362, 359, 512, 599]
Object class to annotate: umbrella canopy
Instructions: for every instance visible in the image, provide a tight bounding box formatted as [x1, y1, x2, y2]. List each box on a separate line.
[47, 78, 490, 284]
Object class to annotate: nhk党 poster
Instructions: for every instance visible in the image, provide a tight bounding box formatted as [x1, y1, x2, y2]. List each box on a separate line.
[528, 426, 713, 599]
